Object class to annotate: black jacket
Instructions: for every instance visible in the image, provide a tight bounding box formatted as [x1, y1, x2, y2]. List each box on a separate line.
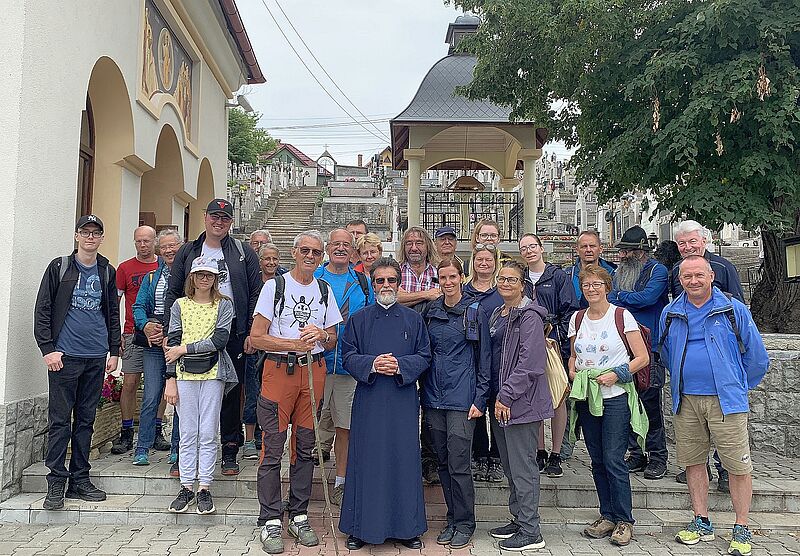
[524, 263, 579, 361]
[669, 250, 745, 302]
[165, 232, 262, 336]
[34, 252, 121, 357]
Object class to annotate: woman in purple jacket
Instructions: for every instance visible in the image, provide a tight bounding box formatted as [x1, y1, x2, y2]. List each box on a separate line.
[487, 262, 553, 552]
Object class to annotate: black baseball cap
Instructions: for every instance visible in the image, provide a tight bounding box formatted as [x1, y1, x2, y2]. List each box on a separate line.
[75, 214, 104, 232]
[206, 198, 234, 217]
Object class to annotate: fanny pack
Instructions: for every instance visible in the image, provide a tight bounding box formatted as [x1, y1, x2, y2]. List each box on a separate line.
[179, 351, 219, 374]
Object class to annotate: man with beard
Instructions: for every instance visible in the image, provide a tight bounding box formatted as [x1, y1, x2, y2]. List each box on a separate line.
[339, 257, 431, 551]
[607, 225, 670, 480]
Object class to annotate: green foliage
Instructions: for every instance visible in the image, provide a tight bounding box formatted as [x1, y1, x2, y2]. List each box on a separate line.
[228, 108, 278, 168]
[450, 0, 800, 233]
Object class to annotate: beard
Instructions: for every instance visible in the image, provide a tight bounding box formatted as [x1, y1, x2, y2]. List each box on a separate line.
[377, 290, 398, 306]
[615, 255, 645, 292]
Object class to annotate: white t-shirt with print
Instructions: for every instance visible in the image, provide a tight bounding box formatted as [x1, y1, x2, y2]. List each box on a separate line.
[201, 243, 234, 302]
[568, 304, 638, 399]
[254, 273, 343, 355]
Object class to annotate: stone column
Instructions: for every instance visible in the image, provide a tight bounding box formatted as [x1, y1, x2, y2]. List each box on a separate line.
[519, 149, 543, 234]
[404, 149, 425, 228]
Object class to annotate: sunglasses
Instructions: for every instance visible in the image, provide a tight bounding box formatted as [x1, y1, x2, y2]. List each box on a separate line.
[298, 247, 324, 257]
[475, 243, 497, 252]
[373, 276, 398, 285]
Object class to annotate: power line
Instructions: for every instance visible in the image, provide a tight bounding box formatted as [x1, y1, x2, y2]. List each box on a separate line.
[261, 112, 394, 122]
[267, 119, 389, 131]
[271, 0, 391, 142]
[258, 0, 390, 144]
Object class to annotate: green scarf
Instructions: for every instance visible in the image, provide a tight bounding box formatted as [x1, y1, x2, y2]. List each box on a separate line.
[568, 369, 648, 453]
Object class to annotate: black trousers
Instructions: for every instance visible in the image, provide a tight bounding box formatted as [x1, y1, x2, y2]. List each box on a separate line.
[471, 395, 500, 460]
[46, 356, 105, 484]
[421, 406, 438, 468]
[627, 386, 668, 466]
[220, 331, 246, 453]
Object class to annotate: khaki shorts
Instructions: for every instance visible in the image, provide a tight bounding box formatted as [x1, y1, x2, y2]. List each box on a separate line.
[674, 394, 753, 475]
[322, 373, 356, 430]
[121, 333, 144, 374]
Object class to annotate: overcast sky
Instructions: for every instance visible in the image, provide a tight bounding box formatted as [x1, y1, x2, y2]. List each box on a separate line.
[237, 0, 573, 166]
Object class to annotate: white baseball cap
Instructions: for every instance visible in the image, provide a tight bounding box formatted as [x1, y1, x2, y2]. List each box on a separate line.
[190, 256, 219, 274]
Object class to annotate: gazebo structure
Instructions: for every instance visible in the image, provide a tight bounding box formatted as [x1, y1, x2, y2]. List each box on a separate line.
[391, 15, 548, 237]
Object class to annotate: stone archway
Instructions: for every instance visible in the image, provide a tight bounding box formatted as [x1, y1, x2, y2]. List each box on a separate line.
[187, 158, 214, 240]
[84, 56, 136, 263]
[140, 124, 184, 234]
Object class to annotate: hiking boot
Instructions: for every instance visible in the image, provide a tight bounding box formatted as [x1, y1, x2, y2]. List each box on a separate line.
[65, 481, 106, 502]
[472, 458, 488, 482]
[242, 439, 259, 460]
[288, 514, 319, 547]
[311, 448, 330, 466]
[675, 515, 715, 545]
[260, 520, 284, 554]
[536, 450, 549, 472]
[196, 489, 215, 514]
[331, 484, 345, 506]
[110, 428, 134, 455]
[132, 451, 150, 466]
[153, 429, 171, 452]
[625, 455, 648, 473]
[676, 463, 712, 484]
[498, 531, 546, 551]
[450, 530, 472, 549]
[486, 458, 504, 482]
[718, 469, 730, 493]
[422, 462, 440, 485]
[489, 520, 520, 539]
[437, 524, 455, 545]
[544, 453, 563, 478]
[728, 524, 752, 556]
[169, 486, 195, 513]
[643, 460, 667, 480]
[583, 517, 615, 538]
[610, 522, 633, 546]
[43, 480, 66, 510]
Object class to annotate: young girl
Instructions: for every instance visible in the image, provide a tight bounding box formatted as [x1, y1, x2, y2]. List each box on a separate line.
[163, 257, 238, 515]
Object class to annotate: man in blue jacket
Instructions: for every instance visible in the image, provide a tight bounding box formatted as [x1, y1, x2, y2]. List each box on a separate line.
[660, 255, 768, 556]
[607, 226, 669, 480]
[314, 228, 374, 506]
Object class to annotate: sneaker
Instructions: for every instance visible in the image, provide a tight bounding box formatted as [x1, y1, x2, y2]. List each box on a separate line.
[242, 439, 259, 460]
[728, 524, 752, 556]
[331, 484, 345, 506]
[437, 524, 455, 545]
[422, 462, 440, 485]
[718, 469, 730, 493]
[625, 455, 648, 473]
[196, 489, 215, 514]
[221, 455, 240, 476]
[498, 531, 546, 551]
[43, 480, 66, 510]
[169, 458, 180, 478]
[132, 451, 150, 466]
[536, 450, 548, 472]
[473, 458, 488, 482]
[610, 522, 633, 546]
[168, 486, 195, 513]
[65, 481, 106, 502]
[675, 515, 715, 545]
[260, 520, 284, 554]
[312, 448, 330, 466]
[583, 517, 616, 539]
[288, 514, 319, 547]
[544, 453, 563, 478]
[489, 520, 520, 539]
[168, 451, 178, 465]
[643, 460, 667, 480]
[110, 428, 134, 455]
[676, 463, 712, 484]
[450, 530, 472, 549]
[486, 458, 504, 482]
[153, 430, 171, 452]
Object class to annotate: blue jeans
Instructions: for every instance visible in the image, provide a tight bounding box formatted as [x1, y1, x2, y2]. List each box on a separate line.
[135, 346, 179, 455]
[243, 353, 260, 425]
[577, 393, 634, 524]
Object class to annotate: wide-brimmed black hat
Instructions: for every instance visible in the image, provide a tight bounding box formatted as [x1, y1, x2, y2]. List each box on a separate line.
[615, 225, 651, 251]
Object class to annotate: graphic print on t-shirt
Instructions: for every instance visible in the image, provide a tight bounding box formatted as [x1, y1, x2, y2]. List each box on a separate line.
[73, 272, 102, 310]
[289, 294, 317, 328]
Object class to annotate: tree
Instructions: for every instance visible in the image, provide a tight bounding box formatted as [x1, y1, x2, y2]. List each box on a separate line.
[228, 107, 278, 173]
[451, 0, 800, 331]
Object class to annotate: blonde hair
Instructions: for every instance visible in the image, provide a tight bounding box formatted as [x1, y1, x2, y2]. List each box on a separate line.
[470, 219, 502, 249]
[398, 226, 439, 266]
[465, 245, 500, 287]
[184, 272, 225, 305]
[356, 233, 383, 254]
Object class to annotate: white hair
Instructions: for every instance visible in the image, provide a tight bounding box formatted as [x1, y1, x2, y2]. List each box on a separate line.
[328, 228, 355, 248]
[674, 220, 710, 240]
[157, 228, 182, 244]
[293, 230, 324, 249]
[249, 229, 272, 242]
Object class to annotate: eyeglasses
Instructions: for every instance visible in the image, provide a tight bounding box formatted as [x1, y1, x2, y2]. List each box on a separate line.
[194, 272, 216, 281]
[160, 242, 181, 250]
[134, 239, 154, 244]
[209, 213, 233, 223]
[373, 276, 398, 285]
[328, 241, 351, 249]
[519, 243, 542, 253]
[298, 247, 323, 257]
[260, 256, 279, 262]
[582, 282, 606, 290]
[78, 229, 103, 238]
[496, 276, 521, 285]
[250, 241, 270, 248]
[475, 243, 497, 252]
[478, 232, 499, 241]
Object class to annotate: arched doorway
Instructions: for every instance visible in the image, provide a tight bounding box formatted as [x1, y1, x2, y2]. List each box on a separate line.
[187, 158, 214, 240]
[140, 124, 184, 233]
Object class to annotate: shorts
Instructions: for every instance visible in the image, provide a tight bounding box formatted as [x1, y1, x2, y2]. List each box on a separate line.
[321, 373, 356, 430]
[674, 394, 752, 475]
[121, 333, 144, 374]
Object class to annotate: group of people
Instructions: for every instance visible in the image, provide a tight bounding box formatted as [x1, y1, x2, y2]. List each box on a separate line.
[34, 206, 768, 556]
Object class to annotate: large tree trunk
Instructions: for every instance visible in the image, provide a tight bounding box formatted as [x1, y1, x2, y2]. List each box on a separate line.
[750, 228, 800, 333]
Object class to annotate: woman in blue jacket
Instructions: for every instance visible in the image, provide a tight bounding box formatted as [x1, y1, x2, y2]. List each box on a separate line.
[519, 233, 579, 478]
[422, 258, 490, 549]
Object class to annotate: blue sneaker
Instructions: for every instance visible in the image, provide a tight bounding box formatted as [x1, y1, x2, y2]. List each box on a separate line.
[168, 451, 178, 465]
[676, 515, 715, 545]
[132, 451, 150, 466]
[728, 524, 752, 556]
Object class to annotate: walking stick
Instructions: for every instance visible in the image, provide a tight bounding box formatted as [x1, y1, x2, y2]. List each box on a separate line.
[307, 350, 341, 555]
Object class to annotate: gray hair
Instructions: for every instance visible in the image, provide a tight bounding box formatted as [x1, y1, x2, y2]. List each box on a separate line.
[674, 220, 710, 241]
[369, 257, 402, 281]
[249, 229, 272, 242]
[328, 228, 355, 248]
[157, 228, 182, 244]
[258, 243, 280, 257]
[293, 230, 324, 249]
[678, 254, 713, 273]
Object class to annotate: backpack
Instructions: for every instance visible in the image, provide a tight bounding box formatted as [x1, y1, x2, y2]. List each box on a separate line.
[58, 256, 110, 286]
[575, 307, 652, 393]
[272, 273, 330, 319]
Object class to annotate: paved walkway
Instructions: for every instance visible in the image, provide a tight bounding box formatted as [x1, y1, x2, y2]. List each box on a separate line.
[0, 522, 797, 555]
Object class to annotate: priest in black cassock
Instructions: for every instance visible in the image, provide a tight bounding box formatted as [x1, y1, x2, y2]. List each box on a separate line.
[338, 257, 431, 551]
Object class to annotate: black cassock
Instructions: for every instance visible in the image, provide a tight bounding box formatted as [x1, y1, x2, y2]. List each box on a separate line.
[338, 302, 431, 544]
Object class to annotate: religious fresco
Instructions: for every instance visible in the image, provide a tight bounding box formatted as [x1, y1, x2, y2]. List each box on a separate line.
[141, 1, 193, 136]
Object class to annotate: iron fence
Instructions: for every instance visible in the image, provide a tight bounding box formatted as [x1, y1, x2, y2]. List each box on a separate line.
[422, 190, 523, 242]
